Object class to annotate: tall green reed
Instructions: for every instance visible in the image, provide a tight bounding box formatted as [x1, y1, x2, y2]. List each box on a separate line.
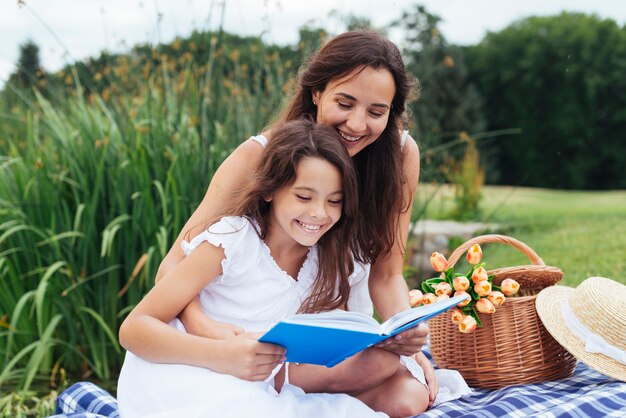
[0, 43, 291, 391]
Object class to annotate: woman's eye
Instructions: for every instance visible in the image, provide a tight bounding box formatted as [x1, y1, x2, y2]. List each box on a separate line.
[369, 110, 384, 118]
[337, 102, 352, 110]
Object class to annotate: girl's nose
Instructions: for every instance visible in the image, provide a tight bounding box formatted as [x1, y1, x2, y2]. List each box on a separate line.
[309, 201, 326, 219]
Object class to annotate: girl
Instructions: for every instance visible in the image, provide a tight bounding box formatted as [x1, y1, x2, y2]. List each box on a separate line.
[155, 30, 440, 414]
[117, 119, 430, 417]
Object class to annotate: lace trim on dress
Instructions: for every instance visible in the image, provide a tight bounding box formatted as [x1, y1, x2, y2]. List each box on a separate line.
[258, 239, 317, 289]
[181, 217, 258, 282]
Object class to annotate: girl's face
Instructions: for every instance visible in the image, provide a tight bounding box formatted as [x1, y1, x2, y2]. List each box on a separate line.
[267, 157, 343, 248]
[313, 66, 396, 157]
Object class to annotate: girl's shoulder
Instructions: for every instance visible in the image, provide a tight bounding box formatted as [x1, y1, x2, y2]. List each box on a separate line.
[182, 216, 259, 256]
[182, 216, 263, 277]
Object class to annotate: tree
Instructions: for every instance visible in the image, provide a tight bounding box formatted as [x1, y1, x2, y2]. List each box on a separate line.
[2, 39, 47, 108]
[393, 5, 486, 156]
[466, 13, 626, 189]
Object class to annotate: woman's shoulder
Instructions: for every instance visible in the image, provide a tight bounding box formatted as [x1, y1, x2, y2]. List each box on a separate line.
[400, 130, 419, 158]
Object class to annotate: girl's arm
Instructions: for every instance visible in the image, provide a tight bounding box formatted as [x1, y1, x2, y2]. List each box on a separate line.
[119, 241, 285, 381]
[154, 138, 265, 338]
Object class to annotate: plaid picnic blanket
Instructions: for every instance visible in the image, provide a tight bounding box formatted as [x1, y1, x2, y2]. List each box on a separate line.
[49, 352, 626, 418]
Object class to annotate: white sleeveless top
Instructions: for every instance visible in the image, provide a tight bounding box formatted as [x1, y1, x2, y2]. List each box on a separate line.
[250, 130, 410, 150]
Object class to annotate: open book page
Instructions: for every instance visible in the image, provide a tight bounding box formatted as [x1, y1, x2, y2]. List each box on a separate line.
[259, 293, 469, 366]
[380, 293, 470, 335]
[280, 310, 382, 334]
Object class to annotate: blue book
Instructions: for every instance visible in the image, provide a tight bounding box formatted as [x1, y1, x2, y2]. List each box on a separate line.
[259, 293, 469, 367]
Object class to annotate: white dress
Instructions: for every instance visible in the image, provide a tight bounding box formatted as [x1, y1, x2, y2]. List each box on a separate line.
[117, 216, 387, 418]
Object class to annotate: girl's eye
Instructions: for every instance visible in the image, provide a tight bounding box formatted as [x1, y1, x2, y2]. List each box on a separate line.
[328, 199, 343, 205]
[296, 195, 311, 201]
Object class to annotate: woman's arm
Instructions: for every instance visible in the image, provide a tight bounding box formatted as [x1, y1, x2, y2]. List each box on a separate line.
[119, 242, 285, 380]
[368, 134, 439, 405]
[368, 134, 420, 322]
[154, 138, 265, 338]
[156, 138, 265, 281]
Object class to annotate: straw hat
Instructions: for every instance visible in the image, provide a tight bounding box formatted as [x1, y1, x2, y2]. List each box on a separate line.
[536, 277, 626, 382]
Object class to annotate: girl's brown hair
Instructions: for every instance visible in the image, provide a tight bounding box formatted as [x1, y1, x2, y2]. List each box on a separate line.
[228, 118, 359, 313]
[279, 30, 418, 263]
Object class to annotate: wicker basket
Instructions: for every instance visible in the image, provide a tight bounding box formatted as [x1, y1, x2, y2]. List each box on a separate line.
[428, 234, 577, 389]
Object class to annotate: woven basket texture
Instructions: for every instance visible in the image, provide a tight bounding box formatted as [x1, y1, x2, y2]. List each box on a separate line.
[428, 234, 577, 389]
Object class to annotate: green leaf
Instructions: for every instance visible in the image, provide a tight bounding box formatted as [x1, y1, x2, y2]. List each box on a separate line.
[421, 277, 444, 293]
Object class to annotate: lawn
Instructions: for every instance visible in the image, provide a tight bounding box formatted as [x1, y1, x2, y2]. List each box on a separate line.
[415, 184, 626, 287]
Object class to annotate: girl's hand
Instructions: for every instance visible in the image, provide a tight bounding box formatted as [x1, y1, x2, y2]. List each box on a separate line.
[213, 332, 286, 381]
[179, 300, 244, 339]
[204, 318, 245, 339]
[412, 351, 439, 407]
[375, 323, 428, 356]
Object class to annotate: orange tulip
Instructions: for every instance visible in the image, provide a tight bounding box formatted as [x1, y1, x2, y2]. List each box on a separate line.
[451, 309, 464, 325]
[453, 275, 470, 292]
[408, 289, 423, 307]
[474, 280, 492, 297]
[437, 294, 450, 302]
[471, 266, 488, 284]
[501, 278, 520, 296]
[453, 291, 471, 307]
[434, 282, 453, 297]
[422, 293, 437, 305]
[466, 244, 483, 265]
[459, 315, 477, 333]
[476, 298, 496, 314]
[430, 252, 448, 272]
[488, 291, 506, 307]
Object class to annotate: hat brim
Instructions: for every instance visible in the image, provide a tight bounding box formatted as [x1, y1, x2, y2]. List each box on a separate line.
[536, 285, 626, 382]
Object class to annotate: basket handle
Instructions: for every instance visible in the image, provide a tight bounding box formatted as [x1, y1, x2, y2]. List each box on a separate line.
[445, 234, 545, 268]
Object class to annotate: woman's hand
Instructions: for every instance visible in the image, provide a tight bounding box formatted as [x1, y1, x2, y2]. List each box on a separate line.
[212, 333, 286, 381]
[375, 323, 428, 356]
[412, 351, 439, 407]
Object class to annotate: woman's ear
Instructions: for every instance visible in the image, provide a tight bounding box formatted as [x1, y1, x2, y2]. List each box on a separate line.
[312, 90, 321, 106]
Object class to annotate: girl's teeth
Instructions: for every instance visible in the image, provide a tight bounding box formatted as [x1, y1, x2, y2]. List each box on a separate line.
[298, 221, 321, 230]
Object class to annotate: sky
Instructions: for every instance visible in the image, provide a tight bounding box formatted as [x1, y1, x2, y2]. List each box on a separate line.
[1, 0, 625, 84]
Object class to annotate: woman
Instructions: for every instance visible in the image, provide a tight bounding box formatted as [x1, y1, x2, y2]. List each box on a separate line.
[156, 30, 438, 415]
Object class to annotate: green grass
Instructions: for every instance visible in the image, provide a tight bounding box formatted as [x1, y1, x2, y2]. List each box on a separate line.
[415, 184, 626, 287]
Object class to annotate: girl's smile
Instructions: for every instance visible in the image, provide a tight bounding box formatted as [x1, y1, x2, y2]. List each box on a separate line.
[266, 156, 343, 250]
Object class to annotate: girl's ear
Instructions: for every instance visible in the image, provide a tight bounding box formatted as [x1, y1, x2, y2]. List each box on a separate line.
[263, 194, 273, 202]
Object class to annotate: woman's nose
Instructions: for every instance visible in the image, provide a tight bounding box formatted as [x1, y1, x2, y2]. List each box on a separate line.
[345, 109, 366, 133]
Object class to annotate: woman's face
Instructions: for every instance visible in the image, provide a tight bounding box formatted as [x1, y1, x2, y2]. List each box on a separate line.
[313, 66, 396, 157]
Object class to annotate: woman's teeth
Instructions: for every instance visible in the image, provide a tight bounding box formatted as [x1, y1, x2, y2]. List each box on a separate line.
[339, 131, 362, 142]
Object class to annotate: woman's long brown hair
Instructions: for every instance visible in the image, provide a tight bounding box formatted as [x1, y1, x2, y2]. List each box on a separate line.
[225, 119, 359, 313]
[277, 30, 418, 263]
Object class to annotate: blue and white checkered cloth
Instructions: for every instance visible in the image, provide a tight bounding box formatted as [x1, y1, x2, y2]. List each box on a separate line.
[50, 381, 119, 418]
[49, 351, 626, 418]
